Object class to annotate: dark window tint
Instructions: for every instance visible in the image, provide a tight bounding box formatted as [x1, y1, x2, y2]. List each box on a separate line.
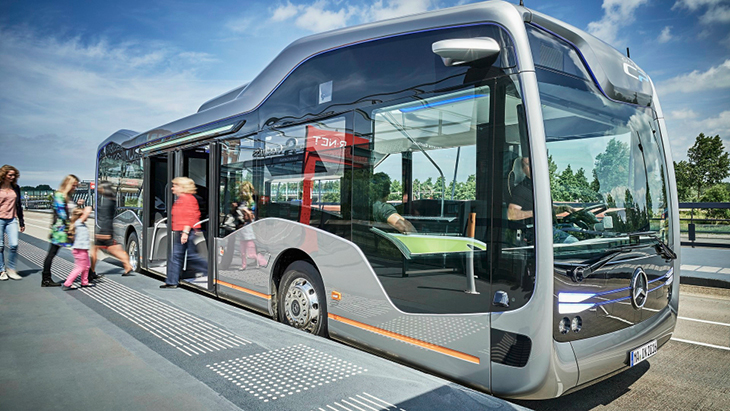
[351, 75, 535, 314]
[256, 117, 353, 240]
[261, 24, 516, 127]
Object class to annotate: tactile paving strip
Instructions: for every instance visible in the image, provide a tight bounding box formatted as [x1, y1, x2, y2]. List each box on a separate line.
[207, 344, 367, 402]
[18, 238, 251, 356]
[311, 392, 407, 411]
[377, 316, 488, 346]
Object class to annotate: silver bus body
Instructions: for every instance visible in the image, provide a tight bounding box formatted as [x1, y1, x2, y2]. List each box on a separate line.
[96, 0, 679, 399]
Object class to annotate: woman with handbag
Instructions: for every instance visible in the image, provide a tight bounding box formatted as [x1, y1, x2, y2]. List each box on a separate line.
[41, 174, 79, 287]
[0, 165, 25, 281]
[160, 177, 207, 289]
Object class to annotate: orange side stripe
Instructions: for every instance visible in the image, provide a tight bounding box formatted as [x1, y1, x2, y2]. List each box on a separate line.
[216, 280, 271, 300]
[328, 313, 480, 364]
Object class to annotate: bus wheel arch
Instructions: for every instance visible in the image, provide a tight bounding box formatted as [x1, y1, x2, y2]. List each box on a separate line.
[274, 251, 327, 337]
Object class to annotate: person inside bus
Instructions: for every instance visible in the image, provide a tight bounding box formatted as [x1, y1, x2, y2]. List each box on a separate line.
[507, 156, 580, 244]
[161, 177, 208, 288]
[371, 172, 416, 234]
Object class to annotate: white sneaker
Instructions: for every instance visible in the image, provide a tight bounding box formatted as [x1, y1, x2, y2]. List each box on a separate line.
[7, 269, 21, 280]
[0, 271, 7, 281]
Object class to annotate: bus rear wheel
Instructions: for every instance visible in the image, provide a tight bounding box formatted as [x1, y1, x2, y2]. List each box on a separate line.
[278, 261, 327, 337]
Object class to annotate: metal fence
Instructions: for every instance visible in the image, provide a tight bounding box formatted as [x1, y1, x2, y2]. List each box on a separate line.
[679, 202, 730, 248]
[21, 182, 94, 210]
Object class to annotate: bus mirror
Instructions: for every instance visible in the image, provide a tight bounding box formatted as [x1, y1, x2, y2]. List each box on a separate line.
[432, 37, 501, 67]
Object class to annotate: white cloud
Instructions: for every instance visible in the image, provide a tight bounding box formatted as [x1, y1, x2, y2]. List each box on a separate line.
[365, 0, 435, 21]
[0, 26, 235, 187]
[670, 109, 699, 119]
[587, 0, 649, 46]
[271, 2, 302, 22]
[672, 0, 724, 12]
[658, 59, 730, 94]
[700, 5, 730, 24]
[702, 110, 730, 135]
[295, 1, 355, 32]
[673, 0, 730, 25]
[658, 26, 673, 43]
[268, 0, 437, 33]
[665, 110, 730, 161]
[225, 16, 254, 33]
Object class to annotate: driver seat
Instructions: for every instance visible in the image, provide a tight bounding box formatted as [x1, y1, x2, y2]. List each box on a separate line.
[507, 157, 526, 198]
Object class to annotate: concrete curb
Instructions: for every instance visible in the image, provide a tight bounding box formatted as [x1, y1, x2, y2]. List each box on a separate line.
[680, 275, 730, 289]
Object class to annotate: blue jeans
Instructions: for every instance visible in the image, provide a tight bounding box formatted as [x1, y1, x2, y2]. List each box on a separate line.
[0, 218, 19, 272]
[166, 231, 208, 285]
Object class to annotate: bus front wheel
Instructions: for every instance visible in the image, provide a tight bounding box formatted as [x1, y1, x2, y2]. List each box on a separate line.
[278, 261, 328, 337]
[127, 232, 141, 273]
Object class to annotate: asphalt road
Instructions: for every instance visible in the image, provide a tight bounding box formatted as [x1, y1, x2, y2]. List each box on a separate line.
[10, 211, 730, 410]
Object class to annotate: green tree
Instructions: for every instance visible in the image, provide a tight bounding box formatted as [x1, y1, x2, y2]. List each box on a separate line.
[594, 138, 630, 192]
[388, 179, 402, 201]
[673, 160, 694, 201]
[699, 184, 730, 219]
[686, 133, 730, 200]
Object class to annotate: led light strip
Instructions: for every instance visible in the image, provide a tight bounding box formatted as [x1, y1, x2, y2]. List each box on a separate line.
[558, 269, 673, 314]
[141, 123, 236, 153]
[216, 279, 271, 300]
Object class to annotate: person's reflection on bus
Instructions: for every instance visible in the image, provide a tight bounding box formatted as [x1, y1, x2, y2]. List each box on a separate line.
[372, 172, 416, 234]
[161, 177, 207, 289]
[238, 181, 268, 269]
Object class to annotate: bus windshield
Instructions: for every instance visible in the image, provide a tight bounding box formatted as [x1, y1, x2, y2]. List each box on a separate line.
[538, 67, 672, 259]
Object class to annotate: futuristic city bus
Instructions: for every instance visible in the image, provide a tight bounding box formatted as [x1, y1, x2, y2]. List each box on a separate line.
[96, 0, 679, 399]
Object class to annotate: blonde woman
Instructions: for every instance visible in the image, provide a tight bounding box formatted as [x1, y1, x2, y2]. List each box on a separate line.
[0, 165, 25, 281]
[41, 174, 79, 287]
[161, 177, 207, 288]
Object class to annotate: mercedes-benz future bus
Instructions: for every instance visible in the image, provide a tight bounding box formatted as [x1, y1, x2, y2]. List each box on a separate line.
[96, 0, 679, 399]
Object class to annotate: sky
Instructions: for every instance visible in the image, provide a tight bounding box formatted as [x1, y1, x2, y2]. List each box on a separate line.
[1, 0, 729, 188]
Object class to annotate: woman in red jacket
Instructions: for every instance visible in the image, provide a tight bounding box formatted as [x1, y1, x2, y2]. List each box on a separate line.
[161, 177, 207, 288]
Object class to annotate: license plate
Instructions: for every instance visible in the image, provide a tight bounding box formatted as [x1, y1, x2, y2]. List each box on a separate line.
[629, 340, 657, 367]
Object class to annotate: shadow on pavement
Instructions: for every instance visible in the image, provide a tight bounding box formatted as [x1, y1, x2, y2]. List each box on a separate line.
[512, 361, 650, 410]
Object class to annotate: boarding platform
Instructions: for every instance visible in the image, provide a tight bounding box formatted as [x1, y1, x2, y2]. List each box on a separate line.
[0, 233, 525, 411]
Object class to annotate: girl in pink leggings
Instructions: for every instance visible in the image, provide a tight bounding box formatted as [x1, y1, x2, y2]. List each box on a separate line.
[63, 206, 94, 290]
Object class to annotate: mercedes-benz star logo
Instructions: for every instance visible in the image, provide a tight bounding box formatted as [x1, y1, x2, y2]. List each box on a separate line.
[631, 267, 649, 309]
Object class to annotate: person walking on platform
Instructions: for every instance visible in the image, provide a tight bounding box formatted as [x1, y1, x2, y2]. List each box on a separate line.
[161, 177, 207, 289]
[62, 206, 94, 290]
[0, 165, 25, 281]
[41, 174, 79, 287]
[88, 181, 132, 281]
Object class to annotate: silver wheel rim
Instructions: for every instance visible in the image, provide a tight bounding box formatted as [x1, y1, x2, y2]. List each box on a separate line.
[283, 277, 320, 333]
[129, 241, 138, 271]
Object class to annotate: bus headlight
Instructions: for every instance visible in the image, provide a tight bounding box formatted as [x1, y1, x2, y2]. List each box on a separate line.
[571, 316, 582, 332]
[558, 317, 571, 334]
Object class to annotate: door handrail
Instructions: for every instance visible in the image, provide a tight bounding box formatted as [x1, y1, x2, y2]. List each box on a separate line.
[149, 217, 168, 261]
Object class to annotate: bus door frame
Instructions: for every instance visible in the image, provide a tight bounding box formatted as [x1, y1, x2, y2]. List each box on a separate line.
[173, 143, 219, 292]
[142, 152, 173, 275]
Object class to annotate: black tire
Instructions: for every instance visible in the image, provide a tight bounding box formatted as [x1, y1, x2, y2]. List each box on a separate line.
[278, 261, 327, 337]
[126, 232, 141, 273]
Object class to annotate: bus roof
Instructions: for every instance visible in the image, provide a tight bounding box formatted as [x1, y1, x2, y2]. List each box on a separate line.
[103, 0, 654, 152]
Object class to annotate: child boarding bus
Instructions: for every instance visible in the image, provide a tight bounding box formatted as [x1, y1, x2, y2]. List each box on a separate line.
[96, 0, 679, 399]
